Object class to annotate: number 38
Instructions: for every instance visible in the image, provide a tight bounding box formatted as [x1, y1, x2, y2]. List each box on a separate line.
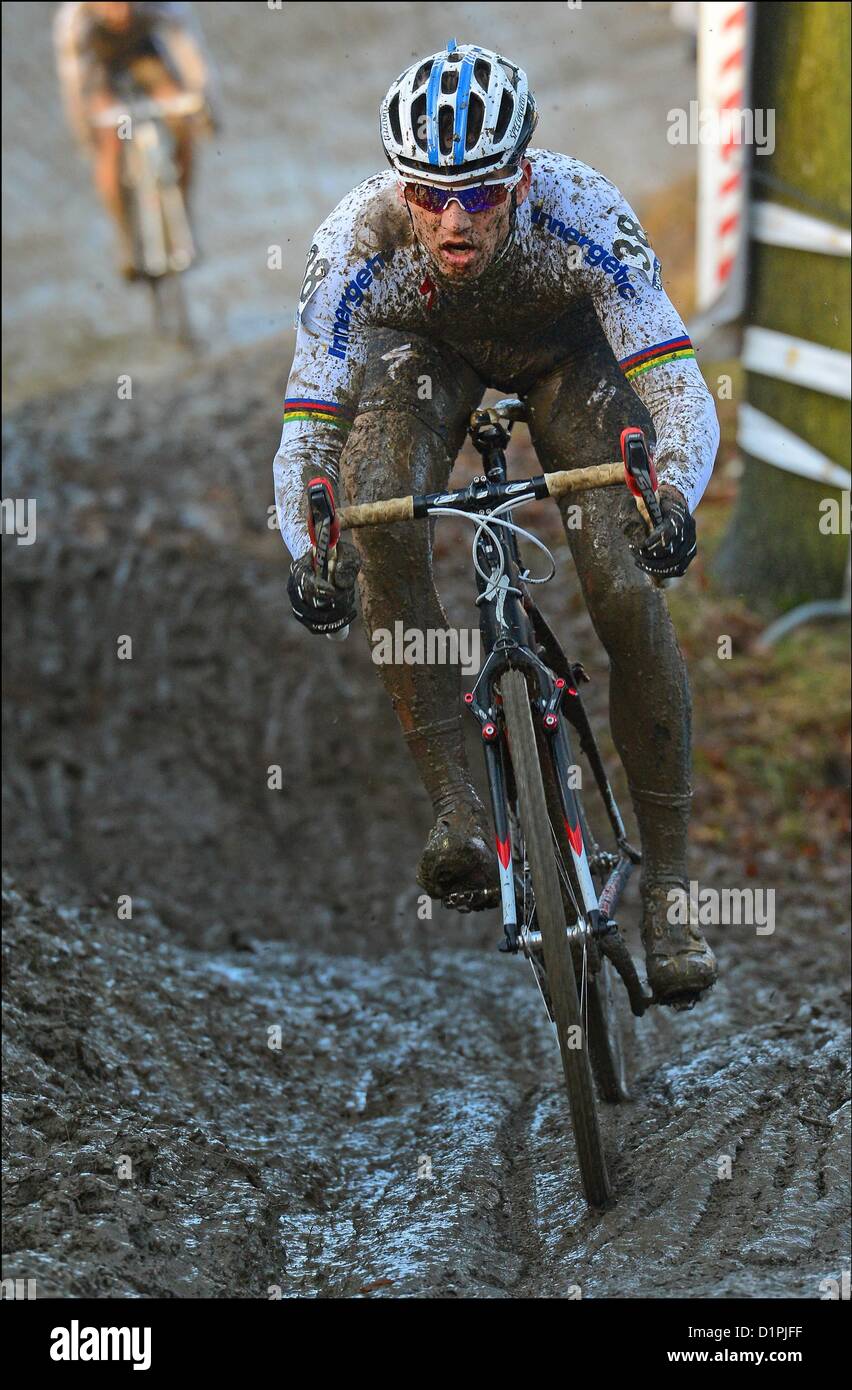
[613, 214, 651, 272]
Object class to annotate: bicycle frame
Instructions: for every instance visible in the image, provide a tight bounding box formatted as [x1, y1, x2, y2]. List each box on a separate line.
[330, 399, 658, 1013]
[93, 92, 200, 279]
[439, 412, 631, 961]
[408, 405, 642, 995]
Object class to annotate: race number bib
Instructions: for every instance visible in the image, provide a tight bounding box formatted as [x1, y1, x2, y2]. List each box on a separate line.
[611, 214, 661, 285]
[299, 243, 329, 315]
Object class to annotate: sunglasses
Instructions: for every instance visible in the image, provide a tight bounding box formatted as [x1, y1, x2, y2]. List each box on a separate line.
[403, 170, 522, 214]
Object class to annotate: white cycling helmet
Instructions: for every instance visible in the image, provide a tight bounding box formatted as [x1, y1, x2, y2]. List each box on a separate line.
[380, 39, 537, 185]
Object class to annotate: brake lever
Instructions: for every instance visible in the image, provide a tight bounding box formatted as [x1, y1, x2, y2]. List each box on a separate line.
[307, 477, 350, 642]
[620, 427, 663, 530]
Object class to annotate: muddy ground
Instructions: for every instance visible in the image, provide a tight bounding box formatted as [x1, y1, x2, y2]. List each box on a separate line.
[3, 342, 850, 1299]
[2, 2, 850, 1301]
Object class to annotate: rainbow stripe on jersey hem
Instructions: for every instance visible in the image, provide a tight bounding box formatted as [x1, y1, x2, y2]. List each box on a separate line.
[283, 398, 354, 431]
[619, 335, 695, 381]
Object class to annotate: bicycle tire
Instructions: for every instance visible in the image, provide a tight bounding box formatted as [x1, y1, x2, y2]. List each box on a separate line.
[586, 960, 631, 1102]
[535, 732, 633, 1105]
[501, 668, 611, 1206]
[125, 139, 168, 278]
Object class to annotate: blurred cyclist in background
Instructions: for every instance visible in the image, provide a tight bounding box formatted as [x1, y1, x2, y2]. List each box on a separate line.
[54, 1, 218, 276]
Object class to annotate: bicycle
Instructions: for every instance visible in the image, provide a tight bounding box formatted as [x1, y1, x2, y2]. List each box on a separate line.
[309, 399, 668, 1207]
[91, 90, 202, 345]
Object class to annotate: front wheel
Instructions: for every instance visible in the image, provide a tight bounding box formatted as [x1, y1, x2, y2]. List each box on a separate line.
[149, 273, 194, 347]
[501, 669, 611, 1206]
[536, 724, 633, 1105]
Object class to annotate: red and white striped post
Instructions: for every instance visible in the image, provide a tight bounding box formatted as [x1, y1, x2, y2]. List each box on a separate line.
[695, 0, 753, 324]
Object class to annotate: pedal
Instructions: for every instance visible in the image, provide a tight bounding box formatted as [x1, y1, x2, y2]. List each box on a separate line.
[652, 982, 716, 1012]
[667, 993, 700, 1012]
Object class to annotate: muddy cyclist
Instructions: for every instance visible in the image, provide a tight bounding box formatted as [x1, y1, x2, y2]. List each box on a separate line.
[274, 41, 718, 1005]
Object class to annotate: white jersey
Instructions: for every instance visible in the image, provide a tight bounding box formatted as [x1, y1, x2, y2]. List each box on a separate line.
[274, 150, 719, 558]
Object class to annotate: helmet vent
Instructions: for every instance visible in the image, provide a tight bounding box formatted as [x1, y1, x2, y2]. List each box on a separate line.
[410, 93, 428, 152]
[413, 61, 432, 89]
[473, 58, 491, 89]
[438, 105, 455, 156]
[388, 93, 402, 145]
[466, 94, 485, 149]
[441, 69, 459, 94]
[494, 90, 515, 142]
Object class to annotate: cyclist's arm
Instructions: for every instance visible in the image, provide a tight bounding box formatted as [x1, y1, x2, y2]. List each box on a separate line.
[578, 178, 719, 511]
[152, 2, 222, 128]
[273, 236, 369, 559]
[53, 2, 96, 151]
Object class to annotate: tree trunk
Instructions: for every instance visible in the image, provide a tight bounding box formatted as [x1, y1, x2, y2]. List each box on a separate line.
[714, 0, 851, 613]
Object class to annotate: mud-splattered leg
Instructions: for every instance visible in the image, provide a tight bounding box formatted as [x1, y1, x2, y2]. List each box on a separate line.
[527, 342, 716, 999]
[338, 332, 496, 901]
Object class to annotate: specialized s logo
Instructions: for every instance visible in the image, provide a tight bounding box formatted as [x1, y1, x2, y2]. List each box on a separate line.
[419, 275, 437, 311]
[327, 254, 386, 360]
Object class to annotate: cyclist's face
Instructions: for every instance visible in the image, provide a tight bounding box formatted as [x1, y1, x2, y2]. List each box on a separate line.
[89, 2, 133, 30]
[404, 161, 532, 281]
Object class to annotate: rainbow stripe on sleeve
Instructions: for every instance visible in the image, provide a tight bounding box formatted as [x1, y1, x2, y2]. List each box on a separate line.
[283, 398, 355, 431]
[619, 335, 695, 381]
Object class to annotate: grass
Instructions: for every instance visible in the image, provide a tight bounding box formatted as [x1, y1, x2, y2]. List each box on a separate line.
[669, 490, 850, 865]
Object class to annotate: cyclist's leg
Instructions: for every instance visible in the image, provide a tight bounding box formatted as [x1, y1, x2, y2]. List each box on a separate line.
[89, 93, 123, 221]
[338, 330, 493, 901]
[87, 81, 135, 274]
[525, 328, 716, 997]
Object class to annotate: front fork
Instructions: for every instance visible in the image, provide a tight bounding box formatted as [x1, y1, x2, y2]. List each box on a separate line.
[543, 678, 605, 933]
[466, 658, 603, 954]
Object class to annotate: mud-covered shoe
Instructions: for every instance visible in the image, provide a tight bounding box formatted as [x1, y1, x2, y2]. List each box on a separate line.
[641, 880, 717, 1007]
[417, 794, 499, 911]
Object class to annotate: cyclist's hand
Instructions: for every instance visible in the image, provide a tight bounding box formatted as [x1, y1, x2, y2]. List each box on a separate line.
[287, 539, 361, 635]
[630, 484, 697, 579]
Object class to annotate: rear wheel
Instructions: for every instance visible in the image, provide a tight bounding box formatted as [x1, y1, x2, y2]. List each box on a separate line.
[501, 669, 611, 1206]
[586, 960, 631, 1102]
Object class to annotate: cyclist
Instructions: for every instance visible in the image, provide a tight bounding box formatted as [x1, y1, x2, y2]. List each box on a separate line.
[274, 42, 718, 1004]
[54, 1, 218, 277]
